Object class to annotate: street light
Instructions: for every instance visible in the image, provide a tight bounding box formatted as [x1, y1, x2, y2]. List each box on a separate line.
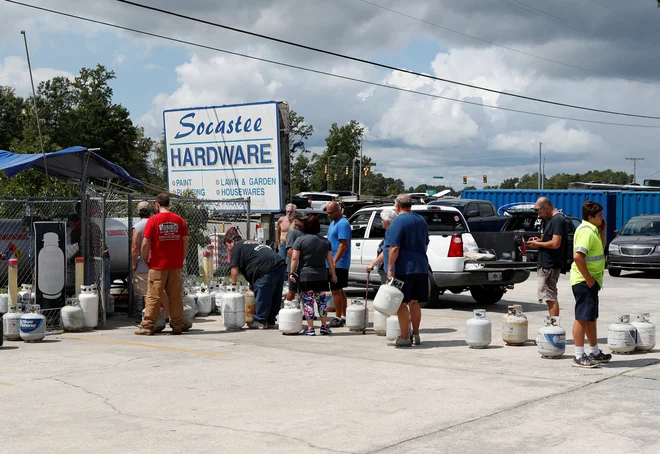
[327, 154, 337, 191]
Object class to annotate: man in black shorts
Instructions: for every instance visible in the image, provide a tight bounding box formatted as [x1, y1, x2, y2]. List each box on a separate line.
[385, 194, 429, 347]
[528, 197, 567, 316]
[326, 201, 352, 327]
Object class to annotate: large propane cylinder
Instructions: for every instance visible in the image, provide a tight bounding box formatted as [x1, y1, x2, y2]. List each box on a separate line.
[346, 299, 368, 331]
[632, 313, 656, 352]
[75, 257, 85, 298]
[244, 288, 256, 325]
[373, 310, 388, 336]
[182, 304, 194, 332]
[61, 299, 84, 332]
[141, 308, 167, 332]
[536, 316, 566, 358]
[279, 300, 303, 335]
[373, 278, 404, 316]
[466, 309, 492, 349]
[79, 285, 99, 329]
[222, 287, 245, 330]
[608, 314, 637, 354]
[20, 305, 47, 342]
[196, 287, 213, 316]
[3, 312, 21, 340]
[385, 315, 412, 342]
[0, 293, 8, 315]
[502, 305, 528, 346]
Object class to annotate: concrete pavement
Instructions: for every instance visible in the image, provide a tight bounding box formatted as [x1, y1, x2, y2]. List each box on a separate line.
[2, 270, 660, 453]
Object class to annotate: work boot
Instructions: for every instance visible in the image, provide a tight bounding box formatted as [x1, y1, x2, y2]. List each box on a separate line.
[134, 327, 155, 336]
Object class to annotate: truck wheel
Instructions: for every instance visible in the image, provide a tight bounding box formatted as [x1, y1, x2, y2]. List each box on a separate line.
[419, 272, 438, 309]
[608, 268, 621, 277]
[469, 286, 504, 305]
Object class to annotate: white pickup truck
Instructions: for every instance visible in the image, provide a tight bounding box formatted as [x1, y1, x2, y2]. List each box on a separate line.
[347, 204, 533, 307]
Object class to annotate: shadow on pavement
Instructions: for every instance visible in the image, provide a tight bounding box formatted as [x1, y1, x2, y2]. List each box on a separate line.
[603, 357, 660, 368]
[0, 346, 19, 350]
[433, 296, 548, 314]
[615, 271, 660, 280]
[412, 340, 473, 349]
[565, 338, 608, 346]
[419, 327, 457, 334]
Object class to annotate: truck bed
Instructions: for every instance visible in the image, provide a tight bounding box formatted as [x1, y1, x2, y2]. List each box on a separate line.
[468, 231, 536, 270]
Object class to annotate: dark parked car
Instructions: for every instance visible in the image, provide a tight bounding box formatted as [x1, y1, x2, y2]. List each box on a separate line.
[428, 199, 509, 232]
[500, 210, 581, 266]
[607, 215, 660, 277]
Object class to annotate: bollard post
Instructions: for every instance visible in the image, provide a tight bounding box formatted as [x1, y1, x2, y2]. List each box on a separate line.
[8, 258, 18, 312]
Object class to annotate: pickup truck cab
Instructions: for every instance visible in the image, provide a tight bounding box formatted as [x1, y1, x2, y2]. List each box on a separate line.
[295, 192, 338, 211]
[428, 199, 508, 232]
[347, 205, 532, 307]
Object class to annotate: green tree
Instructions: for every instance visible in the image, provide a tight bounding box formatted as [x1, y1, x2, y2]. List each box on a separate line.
[171, 189, 210, 277]
[0, 86, 25, 151]
[291, 154, 313, 194]
[289, 110, 314, 194]
[310, 120, 364, 192]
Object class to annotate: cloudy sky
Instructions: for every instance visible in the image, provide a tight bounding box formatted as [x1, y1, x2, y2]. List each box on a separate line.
[2, 0, 660, 190]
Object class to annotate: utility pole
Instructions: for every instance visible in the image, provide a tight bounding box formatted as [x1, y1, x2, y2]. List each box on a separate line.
[538, 142, 542, 190]
[626, 157, 644, 184]
[358, 134, 364, 198]
[351, 157, 359, 194]
[542, 157, 546, 190]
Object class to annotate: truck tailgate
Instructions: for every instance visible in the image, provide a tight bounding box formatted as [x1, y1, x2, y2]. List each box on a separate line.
[467, 231, 536, 270]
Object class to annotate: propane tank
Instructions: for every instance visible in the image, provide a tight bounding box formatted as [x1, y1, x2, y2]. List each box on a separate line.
[61, 299, 84, 332]
[18, 284, 35, 312]
[182, 304, 194, 332]
[79, 285, 99, 329]
[183, 291, 197, 316]
[207, 283, 220, 314]
[279, 299, 303, 335]
[536, 316, 566, 358]
[373, 310, 388, 336]
[3, 311, 21, 341]
[346, 299, 368, 331]
[466, 309, 492, 349]
[75, 257, 85, 298]
[385, 315, 412, 342]
[37, 232, 65, 300]
[502, 305, 528, 346]
[374, 278, 404, 316]
[222, 287, 245, 330]
[244, 288, 256, 325]
[141, 308, 167, 332]
[0, 293, 8, 316]
[213, 285, 226, 314]
[632, 313, 656, 352]
[196, 287, 213, 316]
[20, 305, 47, 342]
[608, 314, 637, 354]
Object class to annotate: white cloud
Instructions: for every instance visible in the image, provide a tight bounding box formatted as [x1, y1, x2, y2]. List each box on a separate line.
[0, 56, 74, 96]
[114, 54, 126, 65]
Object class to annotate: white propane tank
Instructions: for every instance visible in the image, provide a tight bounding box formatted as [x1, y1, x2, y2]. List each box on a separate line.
[196, 287, 213, 316]
[608, 314, 637, 354]
[244, 288, 256, 325]
[182, 304, 194, 332]
[3, 312, 21, 340]
[79, 285, 99, 329]
[279, 300, 303, 335]
[222, 287, 245, 330]
[632, 313, 656, 352]
[466, 309, 492, 349]
[374, 278, 404, 316]
[18, 284, 35, 311]
[386, 315, 412, 342]
[141, 309, 167, 332]
[0, 293, 8, 315]
[536, 316, 566, 359]
[502, 305, 528, 346]
[61, 300, 84, 332]
[20, 306, 47, 342]
[213, 286, 226, 314]
[373, 310, 388, 336]
[346, 299, 368, 331]
[208, 283, 221, 314]
[183, 291, 197, 316]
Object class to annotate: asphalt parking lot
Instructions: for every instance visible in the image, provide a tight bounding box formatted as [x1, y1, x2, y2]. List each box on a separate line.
[3, 271, 660, 453]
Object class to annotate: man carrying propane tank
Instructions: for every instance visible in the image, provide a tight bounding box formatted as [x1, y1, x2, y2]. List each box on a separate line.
[384, 194, 429, 347]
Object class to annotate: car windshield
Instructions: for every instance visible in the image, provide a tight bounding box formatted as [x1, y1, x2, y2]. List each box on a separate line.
[619, 218, 660, 236]
[419, 211, 467, 234]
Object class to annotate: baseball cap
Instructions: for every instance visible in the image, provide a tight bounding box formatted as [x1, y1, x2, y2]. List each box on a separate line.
[137, 201, 151, 211]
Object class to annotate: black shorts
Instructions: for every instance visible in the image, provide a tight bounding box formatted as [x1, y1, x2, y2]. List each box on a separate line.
[329, 268, 349, 291]
[300, 280, 330, 293]
[396, 273, 429, 303]
[572, 281, 600, 322]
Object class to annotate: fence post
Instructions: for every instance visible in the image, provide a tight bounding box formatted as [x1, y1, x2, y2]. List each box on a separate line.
[246, 197, 251, 240]
[127, 194, 134, 317]
[100, 195, 107, 328]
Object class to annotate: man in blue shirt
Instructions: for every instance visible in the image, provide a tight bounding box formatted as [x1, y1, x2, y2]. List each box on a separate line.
[385, 194, 429, 347]
[326, 201, 352, 327]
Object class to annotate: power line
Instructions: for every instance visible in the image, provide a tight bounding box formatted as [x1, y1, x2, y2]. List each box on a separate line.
[113, 0, 660, 121]
[7, 0, 660, 130]
[588, 0, 647, 26]
[357, 0, 660, 87]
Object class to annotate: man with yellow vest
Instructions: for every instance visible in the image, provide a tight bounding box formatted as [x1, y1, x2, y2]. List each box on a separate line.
[570, 201, 612, 368]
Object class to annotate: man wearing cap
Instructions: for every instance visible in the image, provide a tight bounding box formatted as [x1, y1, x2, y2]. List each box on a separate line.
[284, 211, 307, 302]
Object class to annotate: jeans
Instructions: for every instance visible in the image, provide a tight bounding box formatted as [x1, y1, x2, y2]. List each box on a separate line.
[143, 269, 184, 331]
[253, 264, 286, 324]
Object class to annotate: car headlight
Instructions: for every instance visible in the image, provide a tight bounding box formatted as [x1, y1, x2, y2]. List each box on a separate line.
[656, 245, 660, 253]
[609, 244, 620, 253]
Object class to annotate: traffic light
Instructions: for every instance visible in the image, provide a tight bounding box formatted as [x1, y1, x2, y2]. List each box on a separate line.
[462, 176, 468, 185]
[483, 175, 488, 184]
[345, 166, 349, 176]
[324, 164, 328, 174]
[326, 173, 329, 181]
[334, 173, 337, 181]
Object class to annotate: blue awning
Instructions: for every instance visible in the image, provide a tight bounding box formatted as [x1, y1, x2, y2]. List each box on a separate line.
[0, 146, 144, 186]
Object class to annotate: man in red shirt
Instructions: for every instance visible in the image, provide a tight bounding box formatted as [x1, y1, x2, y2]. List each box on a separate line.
[135, 193, 189, 335]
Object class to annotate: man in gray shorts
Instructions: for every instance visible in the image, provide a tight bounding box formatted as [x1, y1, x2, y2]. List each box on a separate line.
[528, 197, 567, 316]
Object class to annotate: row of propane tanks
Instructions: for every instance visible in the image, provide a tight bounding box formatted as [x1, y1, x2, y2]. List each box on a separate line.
[466, 305, 656, 357]
[1, 284, 102, 344]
